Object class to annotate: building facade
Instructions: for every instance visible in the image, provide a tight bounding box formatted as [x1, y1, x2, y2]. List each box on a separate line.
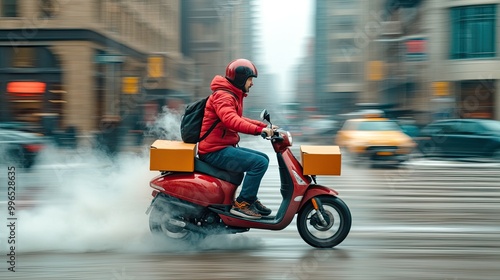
[310, 0, 500, 123]
[313, 0, 363, 116]
[425, 1, 499, 121]
[363, 0, 428, 121]
[0, 0, 194, 147]
[0, 0, 260, 149]
[181, 0, 257, 100]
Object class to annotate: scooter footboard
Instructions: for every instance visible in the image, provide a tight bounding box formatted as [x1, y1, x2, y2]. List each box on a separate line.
[299, 185, 339, 210]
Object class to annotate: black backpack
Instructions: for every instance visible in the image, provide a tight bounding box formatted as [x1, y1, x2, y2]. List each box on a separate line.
[180, 91, 237, 144]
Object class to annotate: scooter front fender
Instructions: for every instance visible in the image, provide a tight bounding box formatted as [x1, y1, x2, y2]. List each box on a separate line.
[299, 185, 339, 210]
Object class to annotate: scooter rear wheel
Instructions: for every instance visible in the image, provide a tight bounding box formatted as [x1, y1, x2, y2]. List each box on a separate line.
[148, 198, 207, 245]
[149, 204, 191, 240]
[297, 195, 351, 248]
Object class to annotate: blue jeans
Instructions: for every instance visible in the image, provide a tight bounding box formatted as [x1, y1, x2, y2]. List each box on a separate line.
[200, 146, 269, 203]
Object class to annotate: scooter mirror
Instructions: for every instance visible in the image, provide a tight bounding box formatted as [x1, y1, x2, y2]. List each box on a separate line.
[260, 109, 270, 123]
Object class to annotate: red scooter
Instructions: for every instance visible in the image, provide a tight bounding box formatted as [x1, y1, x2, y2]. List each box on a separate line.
[146, 110, 351, 248]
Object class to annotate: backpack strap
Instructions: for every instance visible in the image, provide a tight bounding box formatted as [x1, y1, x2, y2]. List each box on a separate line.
[199, 90, 238, 142]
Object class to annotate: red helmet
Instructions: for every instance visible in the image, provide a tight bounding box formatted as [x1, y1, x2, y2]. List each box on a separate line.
[225, 58, 258, 90]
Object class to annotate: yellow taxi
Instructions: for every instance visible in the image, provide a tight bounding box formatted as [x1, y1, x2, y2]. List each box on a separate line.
[335, 113, 416, 166]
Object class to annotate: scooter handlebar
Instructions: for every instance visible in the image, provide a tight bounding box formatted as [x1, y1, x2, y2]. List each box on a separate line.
[261, 129, 280, 139]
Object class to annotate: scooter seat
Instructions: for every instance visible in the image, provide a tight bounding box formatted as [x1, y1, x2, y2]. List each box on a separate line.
[194, 158, 244, 186]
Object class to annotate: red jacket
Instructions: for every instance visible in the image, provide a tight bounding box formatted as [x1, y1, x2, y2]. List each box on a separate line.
[198, 75, 267, 155]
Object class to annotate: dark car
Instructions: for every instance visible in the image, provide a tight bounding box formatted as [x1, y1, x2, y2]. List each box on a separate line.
[0, 128, 48, 168]
[416, 119, 500, 161]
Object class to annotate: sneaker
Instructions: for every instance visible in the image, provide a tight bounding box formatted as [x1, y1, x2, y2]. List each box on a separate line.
[230, 200, 262, 219]
[254, 200, 272, 216]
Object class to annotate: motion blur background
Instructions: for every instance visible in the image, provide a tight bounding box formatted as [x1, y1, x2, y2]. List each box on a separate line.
[0, 0, 498, 152]
[2, 3, 500, 279]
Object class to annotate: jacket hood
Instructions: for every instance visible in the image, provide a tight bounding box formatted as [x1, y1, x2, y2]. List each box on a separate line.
[210, 75, 247, 98]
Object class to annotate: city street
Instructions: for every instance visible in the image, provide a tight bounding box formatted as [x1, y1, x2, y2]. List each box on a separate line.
[1, 138, 500, 279]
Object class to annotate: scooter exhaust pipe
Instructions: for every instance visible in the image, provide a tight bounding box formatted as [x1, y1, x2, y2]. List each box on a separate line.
[167, 218, 215, 235]
[167, 218, 187, 228]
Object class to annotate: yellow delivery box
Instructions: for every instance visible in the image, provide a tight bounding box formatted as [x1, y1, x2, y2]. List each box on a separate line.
[150, 140, 197, 172]
[300, 145, 342, 176]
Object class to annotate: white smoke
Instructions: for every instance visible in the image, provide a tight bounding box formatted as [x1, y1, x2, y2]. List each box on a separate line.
[15, 149, 155, 253]
[8, 112, 262, 253]
[146, 107, 182, 141]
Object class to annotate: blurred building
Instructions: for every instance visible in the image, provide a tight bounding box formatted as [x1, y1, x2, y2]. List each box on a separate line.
[309, 0, 500, 123]
[181, 0, 259, 100]
[425, 1, 499, 120]
[312, 0, 363, 116]
[181, 0, 270, 117]
[311, 0, 426, 117]
[0, 0, 194, 147]
[368, 0, 500, 122]
[293, 37, 315, 116]
[364, 0, 428, 122]
[0, 0, 262, 149]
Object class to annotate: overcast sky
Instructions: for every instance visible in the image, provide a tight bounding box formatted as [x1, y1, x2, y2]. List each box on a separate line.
[255, 0, 314, 94]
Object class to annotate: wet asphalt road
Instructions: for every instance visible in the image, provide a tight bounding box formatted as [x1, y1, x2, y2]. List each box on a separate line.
[1, 139, 500, 280]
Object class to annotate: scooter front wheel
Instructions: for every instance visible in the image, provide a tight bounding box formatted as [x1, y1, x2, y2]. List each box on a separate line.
[297, 195, 351, 248]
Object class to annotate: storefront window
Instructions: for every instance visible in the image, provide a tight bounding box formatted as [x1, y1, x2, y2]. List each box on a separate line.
[7, 82, 45, 124]
[6, 82, 66, 132]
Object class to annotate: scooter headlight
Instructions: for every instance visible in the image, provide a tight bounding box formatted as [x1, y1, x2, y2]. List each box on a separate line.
[287, 131, 293, 146]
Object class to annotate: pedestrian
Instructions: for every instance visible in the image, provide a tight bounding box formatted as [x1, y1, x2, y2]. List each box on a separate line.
[198, 58, 276, 219]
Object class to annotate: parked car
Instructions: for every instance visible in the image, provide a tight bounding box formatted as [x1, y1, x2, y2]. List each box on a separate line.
[335, 115, 416, 166]
[0, 128, 48, 168]
[416, 119, 500, 160]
